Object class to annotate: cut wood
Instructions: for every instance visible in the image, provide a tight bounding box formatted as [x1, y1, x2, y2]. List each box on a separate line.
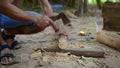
[97, 30, 120, 51]
[58, 35, 68, 49]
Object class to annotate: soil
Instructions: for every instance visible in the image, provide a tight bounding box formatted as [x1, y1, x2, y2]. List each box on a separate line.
[0, 10, 120, 68]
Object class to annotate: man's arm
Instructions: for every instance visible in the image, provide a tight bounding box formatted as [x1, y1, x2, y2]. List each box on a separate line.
[39, 0, 54, 16]
[0, 0, 59, 32]
[0, 0, 38, 23]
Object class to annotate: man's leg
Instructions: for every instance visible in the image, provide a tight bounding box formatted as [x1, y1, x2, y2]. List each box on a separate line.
[1, 11, 61, 46]
[5, 25, 47, 35]
[5, 13, 67, 35]
[0, 27, 13, 64]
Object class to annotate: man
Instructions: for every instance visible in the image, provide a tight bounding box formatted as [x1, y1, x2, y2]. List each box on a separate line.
[0, 0, 66, 65]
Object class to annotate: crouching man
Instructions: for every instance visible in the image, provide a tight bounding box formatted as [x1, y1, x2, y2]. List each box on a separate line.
[0, 0, 67, 65]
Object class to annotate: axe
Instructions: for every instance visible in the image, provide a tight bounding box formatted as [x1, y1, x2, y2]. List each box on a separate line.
[50, 12, 71, 26]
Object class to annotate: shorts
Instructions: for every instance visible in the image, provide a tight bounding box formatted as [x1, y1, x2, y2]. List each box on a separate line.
[0, 11, 42, 29]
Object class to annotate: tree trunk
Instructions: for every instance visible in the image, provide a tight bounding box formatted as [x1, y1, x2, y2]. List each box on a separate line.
[97, 0, 102, 9]
[83, 0, 88, 13]
[77, 0, 83, 17]
[76, 0, 88, 16]
[71, 0, 76, 8]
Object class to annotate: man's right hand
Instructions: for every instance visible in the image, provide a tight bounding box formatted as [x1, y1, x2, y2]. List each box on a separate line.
[34, 16, 68, 36]
[34, 16, 59, 32]
[34, 16, 52, 29]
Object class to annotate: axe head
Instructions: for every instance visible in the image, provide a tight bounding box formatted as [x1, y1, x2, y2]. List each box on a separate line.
[59, 12, 72, 26]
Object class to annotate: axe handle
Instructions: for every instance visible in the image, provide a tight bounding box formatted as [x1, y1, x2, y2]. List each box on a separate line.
[49, 14, 61, 32]
[49, 21, 59, 32]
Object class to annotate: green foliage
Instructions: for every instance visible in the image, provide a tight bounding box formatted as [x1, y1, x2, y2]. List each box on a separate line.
[88, 0, 120, 5]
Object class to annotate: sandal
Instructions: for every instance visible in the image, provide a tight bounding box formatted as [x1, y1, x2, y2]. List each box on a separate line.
[0, 44, 14, 65]
[2, 31, 21, 50]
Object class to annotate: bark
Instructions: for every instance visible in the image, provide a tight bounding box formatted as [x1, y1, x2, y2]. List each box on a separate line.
[77, 0, 83, 17]
[83, 0, 88, 13]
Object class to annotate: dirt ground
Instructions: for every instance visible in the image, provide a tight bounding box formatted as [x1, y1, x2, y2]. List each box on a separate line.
[0, 10, 120, 68]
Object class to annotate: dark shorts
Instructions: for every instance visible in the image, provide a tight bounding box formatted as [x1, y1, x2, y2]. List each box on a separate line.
[0, 11, 42, 29]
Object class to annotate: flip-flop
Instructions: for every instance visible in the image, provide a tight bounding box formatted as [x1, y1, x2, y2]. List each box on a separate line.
[10, 41, 21, 50]
[0, 53, 15, 65]
[0, 44, 15, 65]
[2, 31, 21, 49]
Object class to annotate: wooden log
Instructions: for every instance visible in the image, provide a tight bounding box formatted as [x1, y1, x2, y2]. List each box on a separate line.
[97, 30, 120, 51]
[58, 35, 68, 49]
[61, 47, 105, 58]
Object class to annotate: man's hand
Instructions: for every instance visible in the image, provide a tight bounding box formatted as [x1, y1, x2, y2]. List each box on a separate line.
[34, 16, 59, 32]
[34, 16, 52, 30]
[34, 16, 68, 36]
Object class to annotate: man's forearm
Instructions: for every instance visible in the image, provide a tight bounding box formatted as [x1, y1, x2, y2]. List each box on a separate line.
[39, 0, 54, 16]
[0, 1, 37, 23]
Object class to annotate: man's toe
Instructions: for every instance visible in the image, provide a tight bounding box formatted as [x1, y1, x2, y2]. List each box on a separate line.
[8, 57, 12, 62]
[5, 57, 9, 63]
